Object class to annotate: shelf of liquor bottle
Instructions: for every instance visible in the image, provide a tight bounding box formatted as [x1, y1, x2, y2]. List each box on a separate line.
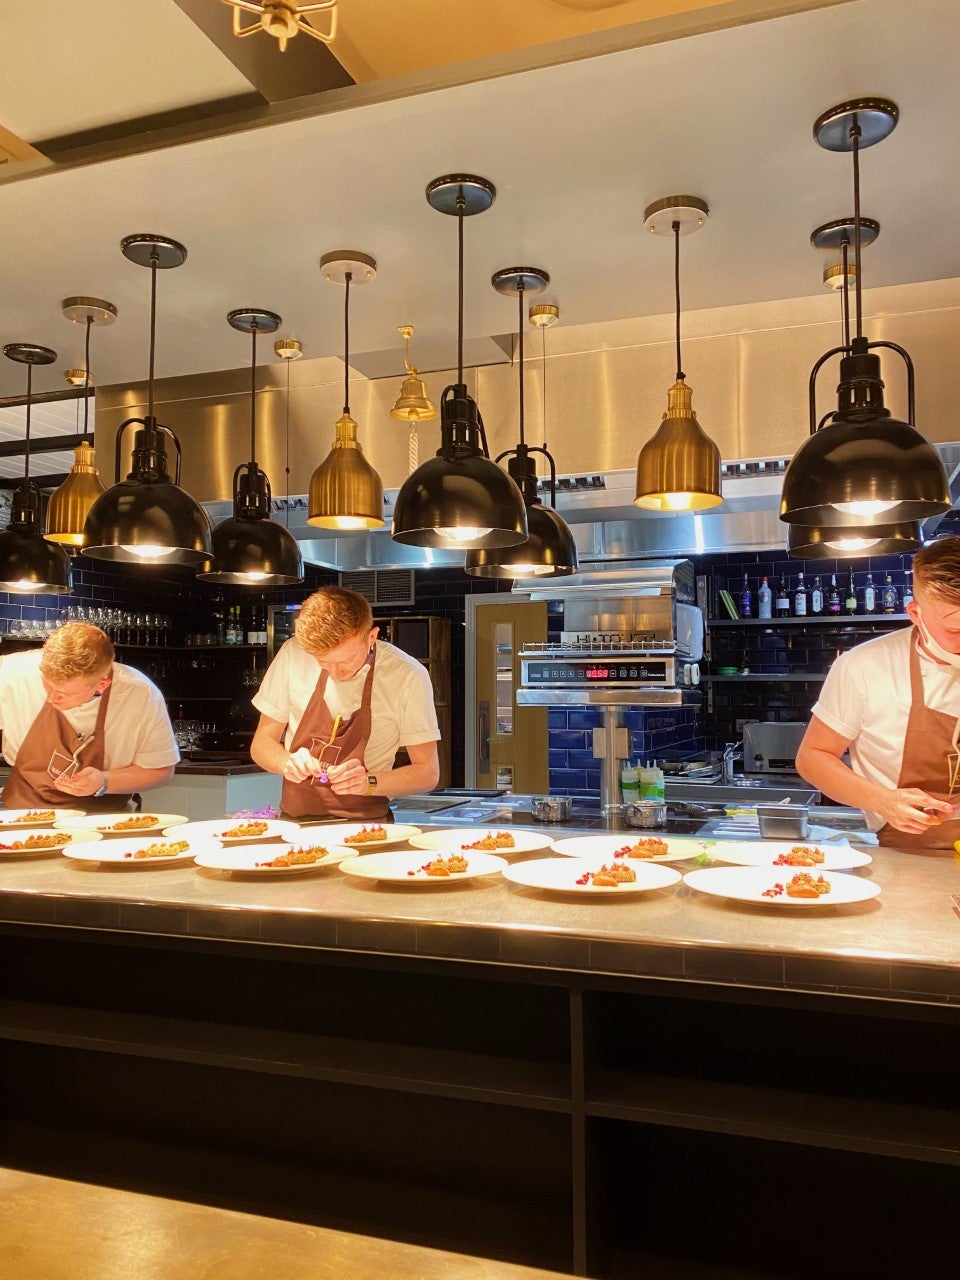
[116, 643, 268, 651]
[701, 673, 827, 683]
[709, 614, 910, 627]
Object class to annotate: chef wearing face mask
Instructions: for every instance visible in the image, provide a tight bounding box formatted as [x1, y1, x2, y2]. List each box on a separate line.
[796, 536, 960, 849]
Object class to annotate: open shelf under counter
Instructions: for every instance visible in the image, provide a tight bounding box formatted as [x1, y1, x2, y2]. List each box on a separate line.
[702, 673, 826, 683]
[709, 613, 910, 626]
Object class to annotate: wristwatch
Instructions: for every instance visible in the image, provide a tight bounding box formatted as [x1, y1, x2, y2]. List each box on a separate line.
[366, 774, 378, 796]
[96, 772, 109, 797]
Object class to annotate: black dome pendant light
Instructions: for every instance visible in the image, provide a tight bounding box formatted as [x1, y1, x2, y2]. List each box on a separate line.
[198, 309, 304, 585]
[82, 234, 214, 565]
[780, 98, 949, 530]
[465, 268, 578, 578]
[0, 343, 72, 593]
[392, 175, 528, 549]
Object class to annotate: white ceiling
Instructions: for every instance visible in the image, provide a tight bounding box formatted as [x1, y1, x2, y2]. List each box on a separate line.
[0, 0, 958, 402]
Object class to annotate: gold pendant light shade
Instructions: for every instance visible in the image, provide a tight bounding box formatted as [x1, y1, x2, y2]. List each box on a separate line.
[391, 326, 437, 422]
[635, 377, 722, 511]
[308, 412, 384, 530]
[45, 440, 106, 546]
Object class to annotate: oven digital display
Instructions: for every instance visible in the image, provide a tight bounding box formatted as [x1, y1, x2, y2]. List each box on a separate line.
[525, 660, 668, 684]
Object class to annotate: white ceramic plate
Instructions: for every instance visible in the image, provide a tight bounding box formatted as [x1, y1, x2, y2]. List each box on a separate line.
[503, 857, 681, 896]
[291, 822, 422, 850]
[408, 828, 554, 855]
[342, 849, 508, 883]
[65, 836, 198, 866]
[170, 818, 302, 845]
[551, 834, 715, 865]
[195, 842, 357, 874]
[706, 840, 872, 871]
[0, 807, 84, 827]
[0, 826, 102, 857]
[55, 812, 189, 837]
[683, 866, 881, 906]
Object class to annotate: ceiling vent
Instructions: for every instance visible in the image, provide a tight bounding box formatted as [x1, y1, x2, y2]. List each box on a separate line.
[339, 569, 415, 606]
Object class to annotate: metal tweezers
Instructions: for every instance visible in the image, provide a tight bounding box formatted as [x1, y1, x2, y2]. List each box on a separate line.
[950, 893, 960, 919]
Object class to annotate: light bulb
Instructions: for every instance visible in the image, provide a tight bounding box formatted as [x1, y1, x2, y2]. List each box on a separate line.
[826, 535, 882, 552]
[438, 526, 494, 544]
[833, 499, 899, 517]
[121, 544, 179, 560]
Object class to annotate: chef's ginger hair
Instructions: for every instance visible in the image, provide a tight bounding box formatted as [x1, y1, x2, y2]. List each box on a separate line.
[912, 536, 960, 605]
[40, 622, 114, 681]
[295, 586, 374, 655]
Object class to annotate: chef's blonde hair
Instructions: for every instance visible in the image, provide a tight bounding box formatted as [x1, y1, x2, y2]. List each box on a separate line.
[40, 622, 114, 682]
[295, 586, 374, 656]
[913, 536, 960, 605]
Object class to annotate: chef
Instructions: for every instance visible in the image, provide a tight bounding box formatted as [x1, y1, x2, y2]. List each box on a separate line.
[250, 586, 440, 820]
[796, 535, 960, 849]
[0, 621, 179, 811]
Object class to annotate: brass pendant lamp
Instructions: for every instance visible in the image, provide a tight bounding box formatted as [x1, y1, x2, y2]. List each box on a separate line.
[307, 252, 384, 531]
[390, 325, 437, 424]
[82, 234, 213, 565]
[45, 297, 116, 545]
[635, 196, 722, 512]
[465, 275, 578, 578]
[198, 309, 304, 585]
[392, 175, 528, 549]
[780, 98, 949, 530]
[0, 343, 72, 593]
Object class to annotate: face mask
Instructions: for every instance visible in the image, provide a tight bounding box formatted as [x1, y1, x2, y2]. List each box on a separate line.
[915, 608, 960, 670]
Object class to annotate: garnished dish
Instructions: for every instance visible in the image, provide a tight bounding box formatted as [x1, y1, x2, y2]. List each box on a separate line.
[218, 820, 269, 840]
[343, 825, 388, 845]
[173, 818, 301, 846]
[194, 842, 358, 874]
[271, 822, 421, 850]
[575, 863, 637, 887]
[551, 834, 712, 864]
[461, 831, 515, 851]
[13, 809, 56, 824]
[100, 814, 160, 833]
[255, 845, 330, 868]
[705, 840, 872, 871]
[342, 849, 507, 884]
[55, 812, 189, 836]
[0, 831, 72, 851]
[125, 840, 190, 860]
[63, 835, 193, 866]
[773, 845, 825, 867]
[408, 854, 470, 877]
[409, 828, 553, 856]
[503, 857, 680, 896]
[683, 866, 881, 907]
[618, 837, 669, 859]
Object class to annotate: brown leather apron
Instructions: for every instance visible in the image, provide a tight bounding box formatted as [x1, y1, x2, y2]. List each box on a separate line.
[878, 634, 960, 850]
[3, 680, 134, 813]
[280, 648, 390, 821]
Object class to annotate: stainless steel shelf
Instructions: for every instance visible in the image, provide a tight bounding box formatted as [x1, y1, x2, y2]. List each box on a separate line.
[709, 614, 908, 626]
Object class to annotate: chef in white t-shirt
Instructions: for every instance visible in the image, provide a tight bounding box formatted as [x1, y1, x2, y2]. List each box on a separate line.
[796, 535, 960, 849]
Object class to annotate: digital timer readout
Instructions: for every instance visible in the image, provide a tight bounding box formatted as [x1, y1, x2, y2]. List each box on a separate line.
[525, 660, 668, 683]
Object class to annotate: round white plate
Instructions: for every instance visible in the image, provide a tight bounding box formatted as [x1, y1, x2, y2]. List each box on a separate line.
[65, 836, 197, 866]
[55, 812, 189, 837]
[0, 807, 84, 828]
[503, 857, 681, 896]
[342, 849, 508, 883]
[171, 818, 302, 845]
[408, 828, 553, 855]
[706, 840, 872, 871]
[551, 834, 715, 865]
[290, 822, 422, 850]
[683, 866, 881, 906]
[195, 842, 357, 874]
[0, 826, 102, 856]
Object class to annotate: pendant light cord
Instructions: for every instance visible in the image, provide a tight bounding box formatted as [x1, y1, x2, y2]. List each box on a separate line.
[148, 249, 159, 421]
[284, 354, 291, 525]
[841, 236, 851, 349]
[82, 313, 92, 438]
[673, 220, 684, 381]
[540, 324, 548, 450]
[517, 283, 526, 446]
[850, 119, 864, 341]
[249, 321, 259, 462]
[343, 271, 352, 415]
[457, 186, 465, 386]
[23, 361, 32, 486]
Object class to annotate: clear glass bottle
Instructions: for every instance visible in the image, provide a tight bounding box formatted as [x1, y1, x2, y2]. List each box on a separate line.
[810, 575, 823, 616]
[757, 575, 773, 620]
[881, 571, 898, 614]
[863, 571, 877, 615]
[794, 571, 807, 617]
[902, 569, 914, 609]
[827, 573, 842, 615]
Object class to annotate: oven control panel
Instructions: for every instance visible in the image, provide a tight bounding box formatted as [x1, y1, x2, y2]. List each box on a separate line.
[521, 656, 675, 687]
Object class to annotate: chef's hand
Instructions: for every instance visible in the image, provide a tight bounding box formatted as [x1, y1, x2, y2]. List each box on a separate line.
[325, 756, 370, 795]
[54, 766, 106, 797]
[282, 747, 324, 783]
[876, 787, 955, 834]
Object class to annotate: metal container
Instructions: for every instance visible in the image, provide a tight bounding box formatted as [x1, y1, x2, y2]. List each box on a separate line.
[626, 799, 667, 829]
[531, 795, 574, 823]
[757, 803, 810, 839]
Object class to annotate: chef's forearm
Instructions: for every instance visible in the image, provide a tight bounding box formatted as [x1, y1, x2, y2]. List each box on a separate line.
[250, 732, 291, 776]
[795, 745, 891, 812]
[371, 759, 440, 799]
[100, 763, 176, 795]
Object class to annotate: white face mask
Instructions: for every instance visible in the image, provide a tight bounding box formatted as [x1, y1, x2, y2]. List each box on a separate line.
[915, 608, 960, 670]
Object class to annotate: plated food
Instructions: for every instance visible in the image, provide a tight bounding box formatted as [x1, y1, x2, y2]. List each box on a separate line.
[408, 827, 554, 855]
[502, 857, 681, 896]
[0, 825, 100, 856]
[172, 818, 302, 845]
[305, 822, 421, 848]
[0, 807, 83, 828]
[682, 866, 881, 907]
[55, 812, 189, 836]
[706, 840, 872, 871]
[65, 837, 197, 866]
[341, 849, 507, 884]
[194, 843, 357, 874]
[551, 834, 714, 865]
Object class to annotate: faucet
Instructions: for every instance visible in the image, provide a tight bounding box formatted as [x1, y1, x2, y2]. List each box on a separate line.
[722, 741, 742, 783]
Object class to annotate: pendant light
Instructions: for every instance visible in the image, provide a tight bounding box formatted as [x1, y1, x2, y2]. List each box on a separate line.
[391, 324, 437, 478]
[787, 223, 921, 558]
[780, 98, 949, 529]
[635, 196, 722, 511]
[465, 273, 578, 578]
[0, 343, 72, 593]
[392, 175, 528, 549]
[45, 297, 116, 545]
[82, 234, 213, 565]
[198, 309, 303, 585]
[307, 251, 384, 530]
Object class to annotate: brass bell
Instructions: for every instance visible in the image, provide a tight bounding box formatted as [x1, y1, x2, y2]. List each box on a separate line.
[390, 324, 437, 421]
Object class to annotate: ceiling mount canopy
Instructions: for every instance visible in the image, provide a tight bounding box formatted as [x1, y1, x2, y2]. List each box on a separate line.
[221, 0, 337, 53]
[392, 175, 529, 550]
[466, 271, 578, 579]
[0, 342, 72, 594]
[780, 98, 950, 532]
[45, 296, 117, 547]
[307, 251, 384, 531]
[635, 196, 722, 512]
[82, 234, 214, 566]
[198, 308, 303, 586]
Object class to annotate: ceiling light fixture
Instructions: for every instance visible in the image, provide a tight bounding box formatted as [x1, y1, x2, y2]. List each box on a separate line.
[307, 251, 384, 531]
[222, 0, 337, 52]
[0, 343, 72, 594]
[83, 235, 213, 565]
[635, 196, 722, 512]
[465, 275, 578, 579]
[45, 297, 117, 546]
[780, 98, 949, 530]
[392, 175, 528, 549]
[390, 324, 437, 477]
[198, 309, 304, 585]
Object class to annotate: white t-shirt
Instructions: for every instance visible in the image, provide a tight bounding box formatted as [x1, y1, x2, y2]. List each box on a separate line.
[812, 625, 960, 829]
[252, 637, 440, 774]
[0, 651, 180, 770]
